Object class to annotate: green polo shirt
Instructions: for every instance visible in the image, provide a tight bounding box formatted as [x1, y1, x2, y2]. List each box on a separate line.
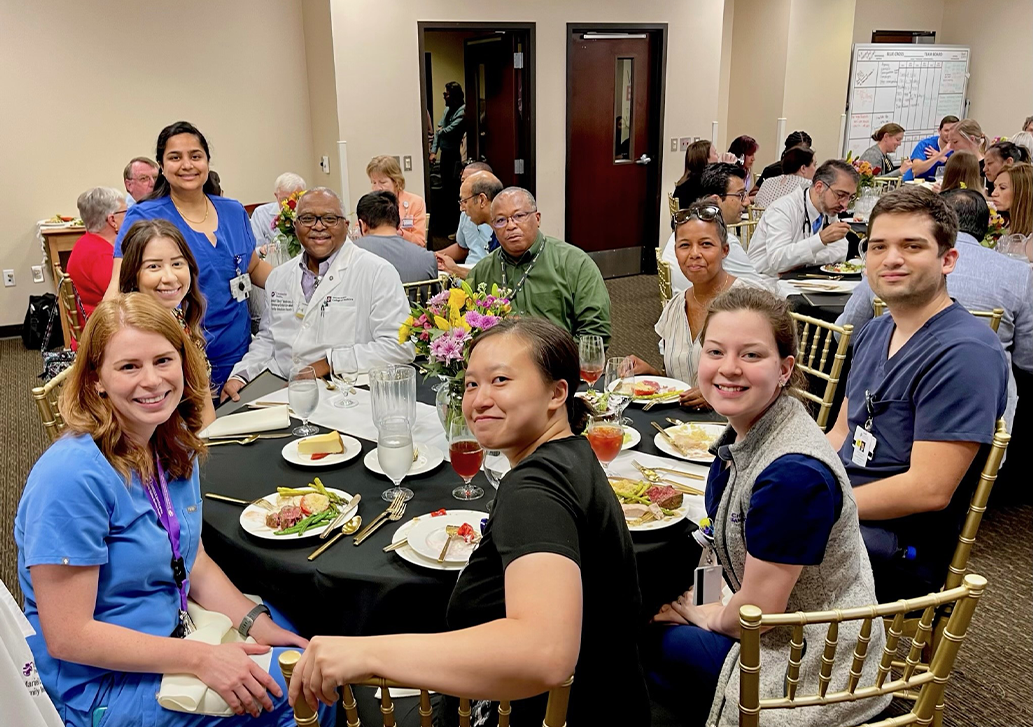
[468, 231, 612, 344]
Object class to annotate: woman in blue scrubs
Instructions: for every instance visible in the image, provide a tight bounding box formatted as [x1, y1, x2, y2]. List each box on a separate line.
[15, 294, 333, 727]
[109, 122, 273, 390]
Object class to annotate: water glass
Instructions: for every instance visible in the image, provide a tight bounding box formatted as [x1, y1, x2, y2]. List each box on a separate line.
[377, 416, 414, 503]
[288, 365, 320, 436]
[578, 335, 605, 389]
[483, 450, 511, 490]
[448, 417, 484, 501]
[329, 347, 358, 409]
[998, 234, 1029, 262]
[604, 356, 633, 416]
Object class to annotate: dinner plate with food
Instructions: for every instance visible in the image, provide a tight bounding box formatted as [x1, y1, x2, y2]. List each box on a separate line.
[819, 259, 865, 276]
[240, 481, 353, 541]
[607, 376, 689, 406]
[609, 478, 688, 532]
[653, 421, 726, 464]
[403, 510, 487, 564]
[575, 389, 617, 415]
[364, 442, 444, 477]
[281, 431, 362, 467]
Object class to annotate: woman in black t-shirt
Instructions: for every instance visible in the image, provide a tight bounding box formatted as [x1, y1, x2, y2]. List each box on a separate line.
[289, 318, 650, 726]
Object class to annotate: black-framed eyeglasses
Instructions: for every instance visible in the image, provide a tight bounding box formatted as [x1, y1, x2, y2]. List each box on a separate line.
[112, 209, 128, 217]
[491, 210, 537, 229]
[824, 186, 858, 204]
[296, 213, 344, 228]
[719, 190, 748, 202]
[673, 204, 726, 229]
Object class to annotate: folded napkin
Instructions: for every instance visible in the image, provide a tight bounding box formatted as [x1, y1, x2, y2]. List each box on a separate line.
[158, 598, 272, 716]
[200, 405, 290, 438]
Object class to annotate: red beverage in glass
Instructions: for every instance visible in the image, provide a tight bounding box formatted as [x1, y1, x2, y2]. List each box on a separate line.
[587, 425, 623, 464]
[450, 440, 485, 480]
[580, 366, 603, 386]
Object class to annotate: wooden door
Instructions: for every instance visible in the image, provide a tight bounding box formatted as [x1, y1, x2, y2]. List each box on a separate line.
[566, 30, 663, 276]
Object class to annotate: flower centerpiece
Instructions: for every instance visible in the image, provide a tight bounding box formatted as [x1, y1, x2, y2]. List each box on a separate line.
[398, 281, 513, 425]
[271, 190, 305, 258]
[982, 203, 1007, 248]
[852, 159, 879, 190]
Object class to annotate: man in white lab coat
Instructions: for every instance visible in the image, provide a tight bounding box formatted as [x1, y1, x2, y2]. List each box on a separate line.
[747, 159, 859, 283]
[221, 188, 414, 401]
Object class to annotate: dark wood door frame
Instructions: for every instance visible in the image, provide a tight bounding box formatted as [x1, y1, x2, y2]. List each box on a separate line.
[565, 23, 667, 274]
[417, 21, 537, 203]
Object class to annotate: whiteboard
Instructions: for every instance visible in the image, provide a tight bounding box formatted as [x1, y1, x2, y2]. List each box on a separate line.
[843, 44, 970, 162]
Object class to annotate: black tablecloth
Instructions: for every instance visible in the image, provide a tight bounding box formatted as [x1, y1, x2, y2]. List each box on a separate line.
[201, 374, 719, 638]
[783, 264, 858, 323]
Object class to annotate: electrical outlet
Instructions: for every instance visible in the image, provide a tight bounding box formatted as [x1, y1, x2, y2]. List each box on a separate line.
[320, 155, 330, 174]
[403, 155, 413, 172]
[3, 269, 14, 287]
[31, 265, 45, 283]
[670, 138, 678, 152]
[678, 137, 693, 151]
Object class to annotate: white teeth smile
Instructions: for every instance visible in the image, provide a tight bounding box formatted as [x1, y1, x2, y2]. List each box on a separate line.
[136, 392, 168, 404]
[715, 384, 746, 391]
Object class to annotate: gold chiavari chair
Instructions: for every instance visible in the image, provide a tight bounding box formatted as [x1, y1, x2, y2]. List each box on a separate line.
[425, 213, 431, 236]
[278, 651, 573, 727]
[31, 366, 71, 442]
[57, 273, 84, 347]
[872, 298, 1005, 332]
[788, 312, 853, 431]
[667, 192, 679, 218]
[728, 219, 758, 252]
[738, 573, 987, 727]
[747, 204, 765, 221]
[655, 247, 673, 302]
[872, 176, 902, 191]
[403, 276, 445, 305]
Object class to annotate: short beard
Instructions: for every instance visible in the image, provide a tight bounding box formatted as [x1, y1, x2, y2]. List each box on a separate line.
[873, 273, 946, 309]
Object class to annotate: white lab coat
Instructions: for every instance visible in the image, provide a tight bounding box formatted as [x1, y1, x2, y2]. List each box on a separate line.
[747, 186, 847, 282]
[231, 241, 415, 381]
[661, 230, 777, 299]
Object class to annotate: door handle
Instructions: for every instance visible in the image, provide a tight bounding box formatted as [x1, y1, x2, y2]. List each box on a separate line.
[635, 154, 652, 165]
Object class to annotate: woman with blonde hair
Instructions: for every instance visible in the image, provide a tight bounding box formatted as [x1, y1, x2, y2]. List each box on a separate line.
[366, 155, 427, 247]
[858, 122, 912, 177]
[992, 162, 1033, 237]
[947, 119, 990, 190]
[15, 293, 332, 727]
[939, 150, 984, 194]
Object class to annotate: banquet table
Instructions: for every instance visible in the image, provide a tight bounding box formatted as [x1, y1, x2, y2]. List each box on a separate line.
[200, 373, 722, 639]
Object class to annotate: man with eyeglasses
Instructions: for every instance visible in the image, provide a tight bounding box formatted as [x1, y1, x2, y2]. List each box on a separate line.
[122, 156, 159, 207]
[747, 159, 858, 283]
[467, 186, 612, 344]
[221, 188, 414, 401]
[435, 168, 503, 279]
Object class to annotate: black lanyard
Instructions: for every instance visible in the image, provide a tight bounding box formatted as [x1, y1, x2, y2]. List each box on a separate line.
[501, 240, 546, 299]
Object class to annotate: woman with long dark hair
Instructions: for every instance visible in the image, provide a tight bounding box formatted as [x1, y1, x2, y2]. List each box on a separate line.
[430, 81, 467, 232]
[673, 139, 718, 209]
[727, 134, 759, 198]
[106, 121, 273, 390]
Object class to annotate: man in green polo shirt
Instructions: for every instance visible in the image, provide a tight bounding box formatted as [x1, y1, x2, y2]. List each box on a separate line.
[467, 187, 612, 344]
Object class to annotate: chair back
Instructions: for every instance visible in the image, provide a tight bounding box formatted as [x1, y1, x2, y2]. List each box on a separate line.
[738, 573, 987, 727]
[655, 247, 673, 302]
[425, 213, 431, 235]
[747, 205, 765, 221]
[57, 273, 84, 346]
[31, 366, 71, 442]
[667, 192, 679, 218]
[403, 276, 445, 305]
[728, 219, 758, 252]
[789, 312, 853, 431]
[873, 298, 1005, 333]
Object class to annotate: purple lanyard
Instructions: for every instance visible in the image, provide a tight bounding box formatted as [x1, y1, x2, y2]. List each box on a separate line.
[143, 458, 190, 616]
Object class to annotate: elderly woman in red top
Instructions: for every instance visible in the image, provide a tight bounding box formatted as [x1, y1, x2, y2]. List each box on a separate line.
[66, 187, 128, 330]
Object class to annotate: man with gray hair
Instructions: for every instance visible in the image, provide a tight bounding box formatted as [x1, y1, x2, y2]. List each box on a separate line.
[467, 186, 612, 344]
[250, 172, 308, 249]
[123, 156, 158, 207]
[747, 159, 859, 284]
[66, 187, 127, 322]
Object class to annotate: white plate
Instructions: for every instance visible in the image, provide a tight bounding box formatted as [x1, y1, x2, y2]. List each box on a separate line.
[390, 516, 470, 571]
[653, 422, 726, 464]
[281, 433, 362, 467]
[405, 510, 487, 563]
[627, 505, 688, 533]
[240, 488, 352, 541]
[363, 442, 444, 477]
[819, 260, 864, 276]
[608, 375, 690, 406]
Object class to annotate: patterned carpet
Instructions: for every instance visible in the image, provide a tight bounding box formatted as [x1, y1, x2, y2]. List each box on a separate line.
[0, 274, 1029, 725]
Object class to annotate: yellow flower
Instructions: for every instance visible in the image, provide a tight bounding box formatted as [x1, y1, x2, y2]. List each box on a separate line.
[448, 288, 468, 311]
[398, 324, 412, 344]
[434, 315, 452, 331]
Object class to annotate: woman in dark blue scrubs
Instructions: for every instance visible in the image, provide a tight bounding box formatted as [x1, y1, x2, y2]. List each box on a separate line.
[110, 121, 273, 389]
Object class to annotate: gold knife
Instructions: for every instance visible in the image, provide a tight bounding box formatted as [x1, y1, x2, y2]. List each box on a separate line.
[207, 432, 293, 440]
[650, 421, 691, 457]
[204, 493, 250, 506]
[319, 495, 362, 540]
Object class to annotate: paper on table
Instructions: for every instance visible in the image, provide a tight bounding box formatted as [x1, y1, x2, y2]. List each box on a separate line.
[199, 405, 290, 438]
[779, 278, 860, 297]
[608, 450, 710, 525]
[158, 598, 272, 716]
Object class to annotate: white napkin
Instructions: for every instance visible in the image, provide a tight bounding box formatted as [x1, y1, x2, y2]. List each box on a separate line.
[200, 405, 290, 438]
[158, 598, 272, 716]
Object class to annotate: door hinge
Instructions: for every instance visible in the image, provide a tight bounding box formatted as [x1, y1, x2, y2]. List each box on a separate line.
[513, 52, 524, 69]
[514, 159, 525, 175]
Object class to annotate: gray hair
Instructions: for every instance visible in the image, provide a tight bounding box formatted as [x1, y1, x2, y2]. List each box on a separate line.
[469, 173, 504, 202]
[77, 187, 124, 232]
[274, 172, 307, 195]
[298, 187, 343, 211]
[1011, 131, 1033, 160]
[494, 186, 537, 210]
[813, 159, 860, 188]
[123, 157, 157, 180]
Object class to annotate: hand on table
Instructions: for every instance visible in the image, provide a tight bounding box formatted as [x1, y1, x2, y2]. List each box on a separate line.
[679, 388, 709, 410]
[196, 642, 281, 718]
[249, 613, 308, 649]
[288, 636, 369, 711]
[819, 221, 851, 245]
[220, 378, 245, 403]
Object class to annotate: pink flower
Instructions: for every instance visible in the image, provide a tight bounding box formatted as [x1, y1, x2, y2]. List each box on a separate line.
[430, 332, 466, 363]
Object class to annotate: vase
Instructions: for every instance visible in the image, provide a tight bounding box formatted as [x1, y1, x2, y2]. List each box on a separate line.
[435, 376, 465, 429]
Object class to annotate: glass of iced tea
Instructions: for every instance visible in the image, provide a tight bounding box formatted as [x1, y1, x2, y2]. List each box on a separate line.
[586, 413, 623, 472]
[578, 335, 605, 390]
[448, 416, 485, 501]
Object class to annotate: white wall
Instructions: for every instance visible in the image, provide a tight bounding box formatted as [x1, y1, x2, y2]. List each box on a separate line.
[0, 0, 317, 327]
[328, 0, 727, 248]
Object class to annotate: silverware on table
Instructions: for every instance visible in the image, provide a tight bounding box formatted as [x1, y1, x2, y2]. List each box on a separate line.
[352, 493, 405, 546]
[650, 421, 691, 457]
[207, 432, 293, 441]
[665, 417, 687, 427]
[437, 525, 461, 563]
[319, 495, 362, 540]
[632, 461, 705, 495]
[203, 493, 276, 511]
[307, 515, 363, 561]
[643, 393, 682, 411]
[206, 434, 260, 446]
[802, 273, 843, 280]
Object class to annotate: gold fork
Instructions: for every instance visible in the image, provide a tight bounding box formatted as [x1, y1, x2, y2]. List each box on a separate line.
[633, 461, 705, 495]
[206, 434, 260, 446]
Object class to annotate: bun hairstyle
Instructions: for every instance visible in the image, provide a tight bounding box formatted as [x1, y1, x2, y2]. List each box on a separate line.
[953, 119, 987, 152]
[466, 317, 591, 433]
[872, 123, 905, 141]
[147, 121, 220, 201]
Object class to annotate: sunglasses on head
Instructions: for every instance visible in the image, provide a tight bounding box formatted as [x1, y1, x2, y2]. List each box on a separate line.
[673, 205, 726, 228]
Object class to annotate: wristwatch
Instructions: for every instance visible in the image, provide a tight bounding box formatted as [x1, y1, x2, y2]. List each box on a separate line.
[238, 604, 271, 639]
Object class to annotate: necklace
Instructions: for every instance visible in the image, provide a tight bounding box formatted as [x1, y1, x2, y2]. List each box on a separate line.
[690, 273, 732, 307]
[173, 196, 209, 225]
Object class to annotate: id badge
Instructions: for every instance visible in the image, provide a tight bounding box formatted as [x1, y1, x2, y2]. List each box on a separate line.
[229, 272, 252, 301]
[401, 217, 414, 229]
[693, 565, 723, 606]
[851, 425, 878, 467]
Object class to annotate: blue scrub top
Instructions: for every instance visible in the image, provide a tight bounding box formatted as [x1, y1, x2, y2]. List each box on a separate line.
[114, 195, 255, 385]
[15, 434, 203, 724]
[902, 134, 951, 181]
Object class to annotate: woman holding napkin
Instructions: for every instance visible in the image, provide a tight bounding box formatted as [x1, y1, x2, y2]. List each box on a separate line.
[14, 294, 333, 727]
[645, 287, 887, 727]
[289, 317, 650, 726]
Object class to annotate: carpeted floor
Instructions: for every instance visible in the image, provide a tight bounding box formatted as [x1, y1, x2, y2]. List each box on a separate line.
[1, 274, 1029, 725]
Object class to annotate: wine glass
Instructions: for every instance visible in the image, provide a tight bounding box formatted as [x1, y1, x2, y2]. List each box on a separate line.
[329, 347, 358, 409]
[578, 335, 605, 390]
[585, 413, 623, 474]
[448, 417, 484, 501]
[604, 356, 634, 416]
[288, 365, 320, 437]
[483, 450, 511, 490]
[377, 415, 414, 502]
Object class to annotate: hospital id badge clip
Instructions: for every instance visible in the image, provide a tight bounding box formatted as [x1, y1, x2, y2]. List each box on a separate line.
[229, 272, 252, 301]
[851, 390, 879, 467]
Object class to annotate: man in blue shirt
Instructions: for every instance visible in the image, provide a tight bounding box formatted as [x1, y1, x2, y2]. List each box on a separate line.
[435, 169, 502, 279]
[827, 186, 1009, 601]
[902, 115, 958, 181]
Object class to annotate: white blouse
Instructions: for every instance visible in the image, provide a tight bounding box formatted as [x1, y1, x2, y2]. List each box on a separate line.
[754, 174, 811, 210]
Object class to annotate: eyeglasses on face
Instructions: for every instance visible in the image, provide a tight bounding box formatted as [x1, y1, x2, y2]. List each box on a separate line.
[130, 175, 157, 184]
[823, 185, 857, 204]
[491, 210, 537, 229]
[458, 193, 481, 206]
[673, 204, 726, 228]
[719, 190, 748, 202]
[296, 214, 344, 228]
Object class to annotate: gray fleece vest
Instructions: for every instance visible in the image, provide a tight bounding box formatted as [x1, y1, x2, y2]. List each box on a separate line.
[706, 395, 891, 727]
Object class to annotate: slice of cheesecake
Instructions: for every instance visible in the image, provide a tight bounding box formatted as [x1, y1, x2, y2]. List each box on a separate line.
[298, 430, 344, 456]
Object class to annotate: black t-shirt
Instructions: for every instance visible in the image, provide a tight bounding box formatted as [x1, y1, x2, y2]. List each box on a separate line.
[757, 159, 783, 188]
[447, 436, 650, 726]
[672, 176, 701, 209]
